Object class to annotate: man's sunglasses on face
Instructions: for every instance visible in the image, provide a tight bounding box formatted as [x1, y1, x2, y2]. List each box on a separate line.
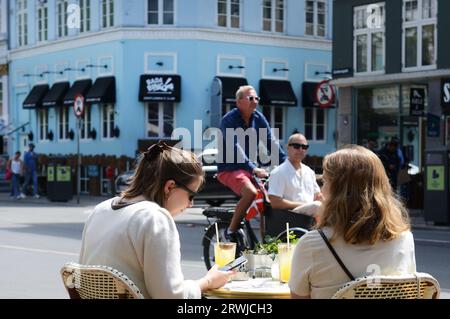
[289, 143, 309, 150]
[246, 95, 260, 102]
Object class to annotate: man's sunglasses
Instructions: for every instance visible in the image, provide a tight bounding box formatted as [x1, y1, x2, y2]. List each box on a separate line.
[175, 181, 198, 201]
[246, 95, 261, 102]
[289, 143, 309, 150]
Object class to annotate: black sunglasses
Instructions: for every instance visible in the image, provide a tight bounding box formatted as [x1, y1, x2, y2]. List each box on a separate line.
[175, 181, 198, 201]
[289, 143, 309, 150]
[246, 95, 261, 102]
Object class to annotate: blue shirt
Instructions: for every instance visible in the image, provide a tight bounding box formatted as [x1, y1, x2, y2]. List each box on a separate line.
[24, 151, 38, 171]
[217, 108, 286, 172]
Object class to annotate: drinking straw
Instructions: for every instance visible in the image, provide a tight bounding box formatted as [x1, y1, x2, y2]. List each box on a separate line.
[215, 223, 220, 245]
[286, 222, 290, 250]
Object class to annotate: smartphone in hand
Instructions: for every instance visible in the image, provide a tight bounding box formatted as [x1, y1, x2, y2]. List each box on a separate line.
[219, 255, 248, 271]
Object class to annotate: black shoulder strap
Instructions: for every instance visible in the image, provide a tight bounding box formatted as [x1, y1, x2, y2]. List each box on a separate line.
[317, 229, 355, 281]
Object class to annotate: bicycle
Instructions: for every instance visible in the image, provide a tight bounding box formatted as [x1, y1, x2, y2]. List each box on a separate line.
[201, 174, 314, 270]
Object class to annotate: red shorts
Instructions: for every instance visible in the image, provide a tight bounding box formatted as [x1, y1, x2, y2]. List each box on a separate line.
[217, 169, 253, 196]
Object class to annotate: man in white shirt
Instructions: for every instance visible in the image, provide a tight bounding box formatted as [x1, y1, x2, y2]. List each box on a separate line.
[268, 133, 323, 218]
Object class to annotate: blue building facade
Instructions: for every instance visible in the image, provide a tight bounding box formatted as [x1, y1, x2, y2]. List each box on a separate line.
[8, 0, 334, 194]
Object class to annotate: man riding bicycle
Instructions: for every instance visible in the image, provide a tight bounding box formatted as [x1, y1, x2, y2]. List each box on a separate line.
[217, 85, 287, 244]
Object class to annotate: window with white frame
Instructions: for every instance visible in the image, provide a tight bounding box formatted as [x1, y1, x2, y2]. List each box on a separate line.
[304, 108, 326, 142]
[354, 3, 385, 74]
[403, 0, 437, 69]
[102, 104, 115, 139]
[102, 0, 114, 28]
[101, 166, 112, 195]
[38, 109, 49, 141]
[80, 0, 91, 33]
[58, 107, 69, 141]
[80, 166, 90, 194]
[261, 106, 284, 141]
[80, 106, 91, 140]
[305, 0, 326, 37]
[17, 0, 28, 47]
[147, 0, 174, 25]
[36, 1, 48, 42]
[57, 0, 68, 37]
[263, 0, 284, 33]
[146, 103, 174, 138]
[218, 0, 240, 28]
[0, 82, 3, 116]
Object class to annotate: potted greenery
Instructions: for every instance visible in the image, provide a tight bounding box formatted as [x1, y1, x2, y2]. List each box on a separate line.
[243, 232, 300, 278]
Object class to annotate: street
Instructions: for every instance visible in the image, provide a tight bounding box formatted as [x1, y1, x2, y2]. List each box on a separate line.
[0, 196, 449, 299]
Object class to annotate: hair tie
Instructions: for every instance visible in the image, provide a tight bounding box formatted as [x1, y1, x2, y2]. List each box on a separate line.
[144, 141, 168, 161]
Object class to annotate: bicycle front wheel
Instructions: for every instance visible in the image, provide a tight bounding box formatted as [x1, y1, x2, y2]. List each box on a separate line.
[202, 221, 229, 270]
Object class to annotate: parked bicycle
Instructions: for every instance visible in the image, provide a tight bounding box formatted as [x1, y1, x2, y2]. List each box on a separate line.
[201, 174, 314, 270]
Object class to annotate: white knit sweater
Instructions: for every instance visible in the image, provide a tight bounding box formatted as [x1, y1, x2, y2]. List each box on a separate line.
[79, 197, 201, 299]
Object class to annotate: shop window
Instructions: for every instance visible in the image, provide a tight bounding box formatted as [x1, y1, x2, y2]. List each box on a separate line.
[262, 0, 284, 33]
[58, 107, 69, 141]
[147, 0, 174, 25]
[304, 108, 326, 142]
[261, 106, 284, 141]
[100, 166, 111, 196]
[80, 105, 91, 140]
[305, 0, 326, 37]
[102, 104, 115, 139]
[218, 0, 240, 28]
[80, 166, 90, 194]
[353, 3, 385, 74]
[146, 102, 175, 138]
[38, 109, 49, 142]
[402, 0, 437, 70]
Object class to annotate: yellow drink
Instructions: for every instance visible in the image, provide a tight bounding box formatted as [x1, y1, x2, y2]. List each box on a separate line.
[278, 243, 295, 283]
[214, 242, 236, 267]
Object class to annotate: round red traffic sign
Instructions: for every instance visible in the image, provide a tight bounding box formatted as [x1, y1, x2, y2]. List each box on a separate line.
[314, 80, 335, 108]
[73, 94, 85, 118]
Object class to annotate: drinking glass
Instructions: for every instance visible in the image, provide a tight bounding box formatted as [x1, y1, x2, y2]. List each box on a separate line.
[214, 242, 236, 267]
[278, 243, 296, 283]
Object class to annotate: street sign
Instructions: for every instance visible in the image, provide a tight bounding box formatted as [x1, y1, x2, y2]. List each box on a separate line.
[410, 88, 425, 116]
[73, 94, 85, 118]
[314, 80, 335, 108]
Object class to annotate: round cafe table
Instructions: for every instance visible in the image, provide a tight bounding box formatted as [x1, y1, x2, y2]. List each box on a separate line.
[203, 277, 291, 299]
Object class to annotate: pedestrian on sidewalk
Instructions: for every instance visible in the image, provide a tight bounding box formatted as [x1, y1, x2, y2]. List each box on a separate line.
[79, 141, 235, 299]
[7, 151, 25, 200]
[23, 143, 40, 198]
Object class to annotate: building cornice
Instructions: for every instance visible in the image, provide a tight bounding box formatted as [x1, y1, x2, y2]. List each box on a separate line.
[9, 27, 332, 60]
[332, 69, 450, 87]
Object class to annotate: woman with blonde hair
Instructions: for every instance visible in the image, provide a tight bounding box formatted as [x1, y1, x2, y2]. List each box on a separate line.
[79, 141, 234, 298]
[289, 145, 416, 299]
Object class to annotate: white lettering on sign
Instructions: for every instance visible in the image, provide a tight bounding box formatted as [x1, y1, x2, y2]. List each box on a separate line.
[146, 77, 174, 94]
[443, 83, 450, 103]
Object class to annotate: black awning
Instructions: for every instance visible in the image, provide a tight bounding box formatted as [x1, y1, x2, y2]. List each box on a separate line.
[216, 76, 248, 103]
[42, 82, 70, 107]
[63, 79, 92, 105]
[85, 76, 116, 103]
[23, 84, 50, 109]
[259, 80, 297, 107]
[302, 81, 336, 108]
[139, 74, 181, 102]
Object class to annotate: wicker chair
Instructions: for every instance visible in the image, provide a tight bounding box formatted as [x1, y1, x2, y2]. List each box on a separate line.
[60, 262, 144, 299]
[332, 272, 440, 299]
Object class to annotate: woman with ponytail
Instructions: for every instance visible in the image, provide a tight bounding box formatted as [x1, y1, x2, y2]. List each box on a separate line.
[79, 141, 234, 298]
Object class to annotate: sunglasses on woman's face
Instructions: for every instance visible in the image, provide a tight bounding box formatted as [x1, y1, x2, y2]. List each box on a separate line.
[289, 143, 309, 150]
[175, 181, 198, 201]
[246, 95, 260, 102]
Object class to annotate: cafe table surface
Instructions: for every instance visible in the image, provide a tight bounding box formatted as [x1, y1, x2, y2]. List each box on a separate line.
[203, 277, 291, 299]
